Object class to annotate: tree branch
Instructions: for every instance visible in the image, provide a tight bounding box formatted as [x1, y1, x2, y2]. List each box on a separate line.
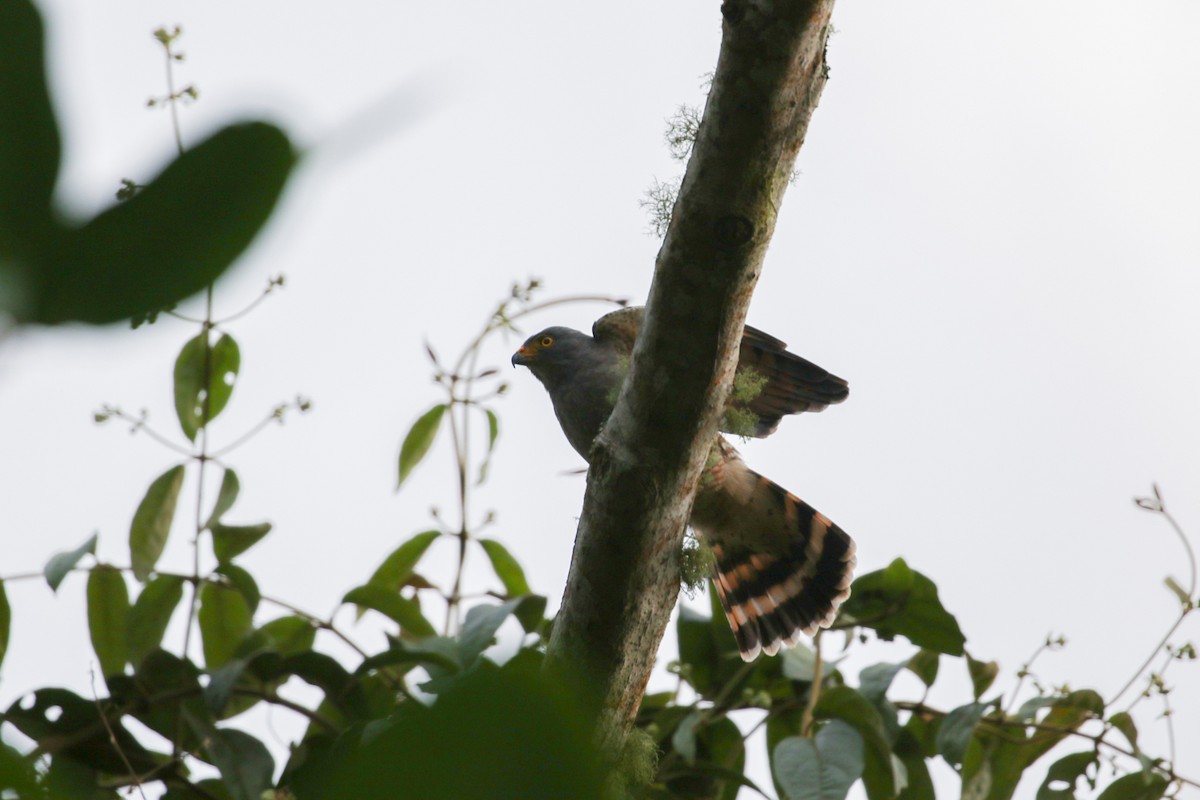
[545, 0, 836, 751]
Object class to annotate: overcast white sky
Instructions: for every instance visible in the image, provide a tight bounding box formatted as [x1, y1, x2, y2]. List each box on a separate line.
[2, 2, 1198, 797]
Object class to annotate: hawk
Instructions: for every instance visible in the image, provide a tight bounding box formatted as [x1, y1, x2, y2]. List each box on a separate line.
[512, 306, 856, 661]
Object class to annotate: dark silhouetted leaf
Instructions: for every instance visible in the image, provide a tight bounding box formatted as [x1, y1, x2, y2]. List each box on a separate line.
[253, 615, 317, 656]
[196, 725, 274, 800]
[840, 558, 965, 656]
[457, 597, 529, 665]
[774, 721, 863, 800]
[396, 404, 445, 489]
[212, 522, 272, 564]
[965, 690, 1104, 799]
[476, 408, 499, 484]
[43, 531, 97, 591]
[906, 649, 939, 688]
[936, 702, 988, 767]
[967, 654, 999, 699]
[4, 688, 161, 776]
[1036, 751, 1097, 800]
[33, 123, 296, 325]
[130, 464, 186, 581]
[199, 581, 253, 669]
[87, 564, 130, 678]
[291, 656, 606, 800]
[0, 0, 59, 246]
[343, 584, 435, 637]
[1095, 771, 1168, 800]
[894, 728, 935, 800]
[215, 563, 260, 614]
[512, 593, 547, 634]
[367, 530, 440, 592]
[479, 538, 531, 596]
[813, 686, 898, 797]
[0, 581, 9, 671]
[1015, 695, 1059, 721]
[205, 467, 240, 529]
[1109, 711, 1138, 751]
[127, 574, 184, 664]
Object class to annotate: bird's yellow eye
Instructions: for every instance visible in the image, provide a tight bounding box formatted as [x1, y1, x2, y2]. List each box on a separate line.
[540, 336, 554, 347]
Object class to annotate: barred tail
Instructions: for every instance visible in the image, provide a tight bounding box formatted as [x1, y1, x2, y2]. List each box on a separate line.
[709, 498, 855, 661]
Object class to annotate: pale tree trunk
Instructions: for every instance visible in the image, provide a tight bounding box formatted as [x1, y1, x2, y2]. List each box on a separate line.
[544, 0, 837, 752]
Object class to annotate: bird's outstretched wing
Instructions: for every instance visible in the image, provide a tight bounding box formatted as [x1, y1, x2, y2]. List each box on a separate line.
[592, 306, 849, 438]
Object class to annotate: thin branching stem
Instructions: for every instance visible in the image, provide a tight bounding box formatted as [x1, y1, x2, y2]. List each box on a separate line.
[209, 403, 290, 459]
[800, 630, 823, 737]
[1110, 491, 1196, 709]
[896, 701, 1199, 791]
[90, 669, 149, 800]
[1003, 634, 1058, 716]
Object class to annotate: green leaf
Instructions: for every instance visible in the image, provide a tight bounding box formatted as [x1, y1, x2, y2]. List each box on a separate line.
[967, 654, 999, 699]
[211, 522, 272, 564]
[4, 688, 160, 776]
[840, 558, 966, 656]
[199, 581, 253, 669]
[1015, 695, 1059, 721]
[476, 408, 500, 484]
[208, 333, 240, 422]
[396, 404, 446, 489]
[87, 565, 130, 678]
[0, 580, 10, 671]
[479, 538, 531, 596]
[906, 650, 939, 688]
[935, 702, 988, 767]
[343, 585, 436, 638]
[457, 599, 520, 664]
[43, 531, 97, 591]
[672, 710, 701, 764]
[0, 0, 60, 245]
[205, 468, 240, 529]
[774, 721, 864, 800]
[127, 574, 184, 665]
[130, 464, 186, 581]
[196, 725, 275, 800]
[254, 615, 317, 656]
[781, 641, 831, 682]
[965, 690, 1104, 798]
[813, 686, 898, 797]
[366, 530, 440, 591]
[1095, 771, 1169, 800]
[1108, 711, 1138, 751]
[216, 563, 261, 614]
[33, 123, 296, 325]
[859, 662, 906, 703]
[174, 333, 241, 440]
[1036, 751, 1097, 800]
[893, 728, 935, 800]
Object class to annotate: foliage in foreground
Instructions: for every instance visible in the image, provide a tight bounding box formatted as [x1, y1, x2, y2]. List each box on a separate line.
[1, 273, 1195, 799]
[1, 3, 1196, 798]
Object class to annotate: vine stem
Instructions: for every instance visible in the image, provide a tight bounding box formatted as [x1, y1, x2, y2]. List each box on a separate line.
[800, 630, 823, 737]
[439, 290, 626, 634]
[895, 701, 1199, 792]
[1109, 492, 1196, 709]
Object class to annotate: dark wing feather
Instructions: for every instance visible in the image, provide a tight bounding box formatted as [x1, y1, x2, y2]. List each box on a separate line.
[593, 307, 848, 437]
[734, 325, 849, 437]
[591, 306, 641, 354]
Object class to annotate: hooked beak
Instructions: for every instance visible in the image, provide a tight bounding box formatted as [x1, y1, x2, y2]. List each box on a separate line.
[511, 346, 535, 367]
